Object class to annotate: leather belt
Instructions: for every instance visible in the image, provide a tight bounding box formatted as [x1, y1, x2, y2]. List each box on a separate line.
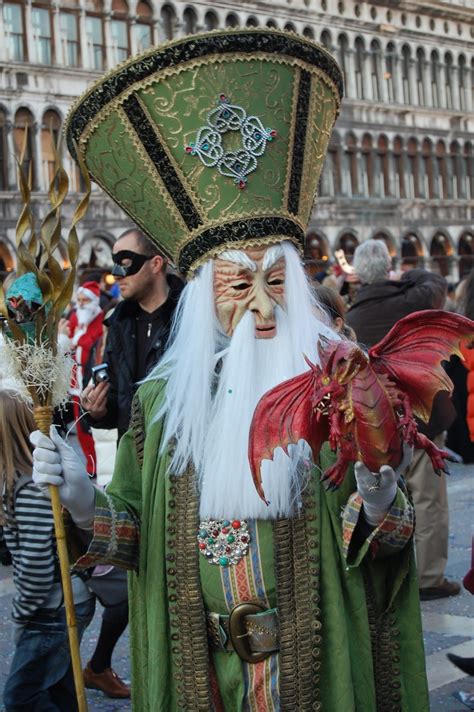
[206, 602, 279, 663]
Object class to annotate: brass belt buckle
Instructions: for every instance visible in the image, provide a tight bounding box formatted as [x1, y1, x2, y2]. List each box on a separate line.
[228, 602, 268, 664]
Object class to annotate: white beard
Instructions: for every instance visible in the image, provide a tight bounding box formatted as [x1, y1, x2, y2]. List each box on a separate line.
[76, 303, 101, 328]
[199, 307, 314, 520]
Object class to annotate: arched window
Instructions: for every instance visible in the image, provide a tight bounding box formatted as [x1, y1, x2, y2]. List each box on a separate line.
[32, 2, 53, 64]
[326, 131, 341, 195]
[450, 141, 463, 199]
[416, 48, 425, 105]
[160, 4, 175, 40]
[13, 108, 35, 187]
[338, 34, 349, 90]
[361, 133, 373, 196]
[354, 37, 365, 99]
[430, 233, 453, 276]
[393, 136, 405, 198]
[436, 140, 448, 199]
[4, 2, 26, 61]
[407, 137, 419, 198]
[370, 40, 381, 101]
[385, 42, 395, 103]
[225, 13, 239, 28]
[304, 232, 330, 278]
[303, 26, 315, 40]
[320, 30, 331, 50]
[0, 108, 8, 191]
[135, 1, 153, 51]
[401, 45, 411, 104]
[401, 233, 424, 269]
[377, 134, 390, 197]
[205, 10, 219, 30]
[85, 1, 105, 70]
[246, 16, 259, 27]
[111, 0, 129, 63]
[345, 133, 359, 196]
[464, 141, 474, 200]
[445, 52, 454, 110]
[422, 139, 435, 198]
[338, 233, 359, 263]
[458, 232, 474, 278]
[431, 51, 440, 108]
[284, 22, 296, 32]
[60, 10, 80, 66]
[41, 109, 61, 186]
[183, 6, 197, 34]
[78, 234, 114, 270]
[266, 19, 278, 29]
[459, 54, 467, 112]
[373, 232, 396, 260]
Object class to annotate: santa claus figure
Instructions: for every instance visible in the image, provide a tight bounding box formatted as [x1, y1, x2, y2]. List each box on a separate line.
[60, 281, 104, 476]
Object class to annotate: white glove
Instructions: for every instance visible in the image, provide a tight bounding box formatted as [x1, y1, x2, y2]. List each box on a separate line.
[355, 444, 413, 527]
[30, 426, 96, 530]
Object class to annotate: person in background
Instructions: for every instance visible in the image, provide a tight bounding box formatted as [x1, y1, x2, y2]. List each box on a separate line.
[1, 389, 94, 711]
[345, 239, 460, 600]
[315, 284, 356, 340]
[81, 228, 183, 441]
[446, 268, 474, 463]
[59, 281, 104, 478]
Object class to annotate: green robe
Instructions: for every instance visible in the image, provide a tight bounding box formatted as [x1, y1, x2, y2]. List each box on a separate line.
[77, 380, 429, 711]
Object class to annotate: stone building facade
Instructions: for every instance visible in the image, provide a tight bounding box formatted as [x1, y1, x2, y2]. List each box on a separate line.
[0, 0, 473, 281]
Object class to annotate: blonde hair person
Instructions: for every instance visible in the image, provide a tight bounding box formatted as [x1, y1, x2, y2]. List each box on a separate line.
[0, 389, 95, 711]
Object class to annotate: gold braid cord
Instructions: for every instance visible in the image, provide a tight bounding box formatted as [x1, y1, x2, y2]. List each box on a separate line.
[273, 483, 322, 711]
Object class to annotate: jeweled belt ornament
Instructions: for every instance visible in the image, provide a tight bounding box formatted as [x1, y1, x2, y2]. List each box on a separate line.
[185, 95, 276, 190]
[198, 519, 250, 566]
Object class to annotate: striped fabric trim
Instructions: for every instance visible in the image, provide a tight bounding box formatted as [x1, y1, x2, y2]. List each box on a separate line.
[220, 521, 279, 712]
[3, 482, 59, 622]
[75, 497, 139, 571]
[342, 491, 414, 560]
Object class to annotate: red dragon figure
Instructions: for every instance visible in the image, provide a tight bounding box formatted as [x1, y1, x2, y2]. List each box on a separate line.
[249, 310, 474, 503]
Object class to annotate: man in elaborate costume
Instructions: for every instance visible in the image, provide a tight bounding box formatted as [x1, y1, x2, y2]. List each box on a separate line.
[32, 29, 429, 710]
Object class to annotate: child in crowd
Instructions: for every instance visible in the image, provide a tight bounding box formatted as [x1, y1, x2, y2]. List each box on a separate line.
[0, 389, 95, 711]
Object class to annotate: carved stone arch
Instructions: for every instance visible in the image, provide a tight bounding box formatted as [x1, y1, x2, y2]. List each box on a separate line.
[304, 230, 330, 278]
[284, 22, 297, 33]
[336, 230, 359, 263]
[320, 29, 331, 50]
[371, 231, 397, 261]
[400, 231, 425, 270]
[225, 12, 239, 28]
[204, 9, 219, 30]
[458, 231, 474, 279]
[303, 26, 314, 40]
[266, 19, 279, 29]
[160, 4, 177, 40]
[183, 6, 198, 34]
[246, 15, 259, 27]
[78, 231, 115, 270]
[430, 230, 454, 277]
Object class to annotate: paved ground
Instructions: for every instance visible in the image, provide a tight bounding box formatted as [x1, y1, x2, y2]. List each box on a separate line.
[0, 462, 472, 711]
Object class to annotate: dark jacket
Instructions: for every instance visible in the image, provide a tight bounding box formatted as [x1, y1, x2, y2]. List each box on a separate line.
[346, 269, 454, 438]
[90, 274, 183, 439]
[345, 269, 447, 349]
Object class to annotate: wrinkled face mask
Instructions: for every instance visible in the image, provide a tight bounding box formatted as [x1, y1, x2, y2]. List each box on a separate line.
[111, 250, 153, 277]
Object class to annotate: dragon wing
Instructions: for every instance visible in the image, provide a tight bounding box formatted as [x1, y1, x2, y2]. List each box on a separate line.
[248, 366, 329, 503]
[368, 310, 474, 423]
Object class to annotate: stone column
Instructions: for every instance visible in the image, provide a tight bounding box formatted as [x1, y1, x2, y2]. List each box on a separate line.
[393, 55, 404, 105]
[78, 5, 88, 69]
[408, 58, 418, 107]
[5, 120, 17, 190]
[438, 62, 448, 109]
[0, 6, 6, 62]
[344, 49, 357, 99]
[129, 16, 137, 55]
[451, 66, 461, 111]
[52, 2, 62, 66]
[25, 0, 35, 63]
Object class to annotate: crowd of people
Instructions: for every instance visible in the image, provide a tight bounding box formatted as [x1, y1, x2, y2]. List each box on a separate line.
[1, 27, 473, 712]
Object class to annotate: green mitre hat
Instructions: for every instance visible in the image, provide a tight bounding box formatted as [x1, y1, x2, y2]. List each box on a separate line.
[66, 28, 343, 277]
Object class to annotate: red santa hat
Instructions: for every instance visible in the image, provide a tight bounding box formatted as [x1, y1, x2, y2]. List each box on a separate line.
[77, 281, 100, 304]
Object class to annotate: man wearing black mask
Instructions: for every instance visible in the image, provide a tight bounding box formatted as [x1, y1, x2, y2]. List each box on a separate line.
[81, 227, 183, 440]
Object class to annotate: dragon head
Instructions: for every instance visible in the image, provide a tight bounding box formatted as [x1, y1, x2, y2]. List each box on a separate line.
[317, 338, 368, 386]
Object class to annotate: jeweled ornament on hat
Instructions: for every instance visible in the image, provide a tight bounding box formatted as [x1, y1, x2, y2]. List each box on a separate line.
[185, 94, 277, 190]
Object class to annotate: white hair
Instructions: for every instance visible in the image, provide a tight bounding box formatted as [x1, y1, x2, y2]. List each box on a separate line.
[353, 239, 391, 284]
[149, 241, 337, 519]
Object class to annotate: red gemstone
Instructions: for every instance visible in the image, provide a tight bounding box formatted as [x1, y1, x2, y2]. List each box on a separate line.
[199, 543, 207, 550]
[185, 146, 192, 153]
[238, 181, 245, 190]
[221, 527, 229, 534]
[226, 546, 231, 553]
[213, 530, 219, 537]
[241, 536, 248, 543]
[220, 93, 226, 100]
[270, 130, 277, 137]
[232, 520, 241, 529]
